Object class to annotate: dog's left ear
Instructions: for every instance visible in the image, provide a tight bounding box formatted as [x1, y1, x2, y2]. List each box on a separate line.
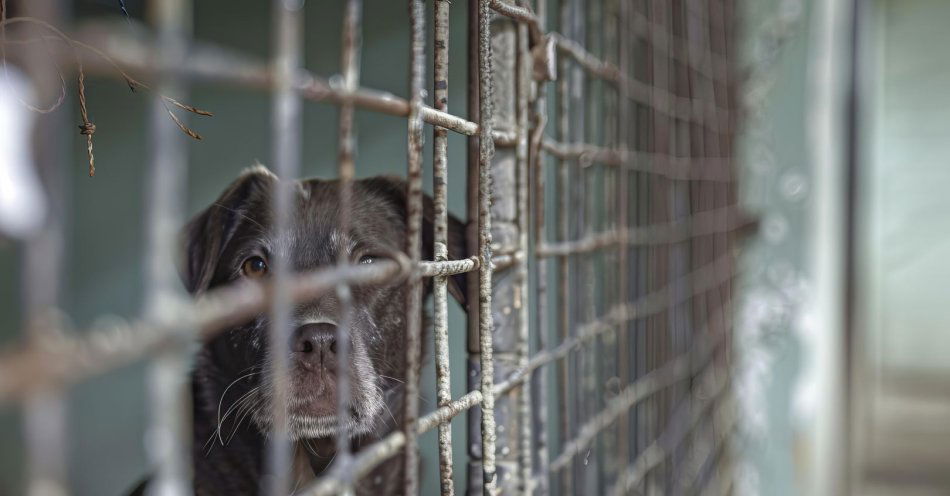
[358, 176, 470, 311]
[181, 165, 277, 294]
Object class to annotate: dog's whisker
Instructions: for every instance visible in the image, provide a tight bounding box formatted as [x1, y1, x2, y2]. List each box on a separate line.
[216, 385, 262, 446]
[227, 392, 265, 445]
[378, 374, 404, 385]
[216, 370, 263, 430]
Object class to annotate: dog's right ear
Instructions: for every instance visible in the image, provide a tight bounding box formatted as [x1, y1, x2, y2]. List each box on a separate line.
[181, 165, 277, 294]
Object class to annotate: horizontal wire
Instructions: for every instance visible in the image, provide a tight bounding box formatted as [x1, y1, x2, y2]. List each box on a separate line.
[546, 302, 731, 475]
[540, 139, 733, 182]
[487, 0, 727, 84]
[0, 255, 492, 401]
[607, 378, 736, 496]
[59, 22, 512, 142]
[536, 206, 744, 258]
[492, 254, 734, 397]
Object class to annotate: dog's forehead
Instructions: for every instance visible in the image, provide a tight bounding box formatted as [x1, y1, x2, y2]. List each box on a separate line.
[291, 178, 405, 246]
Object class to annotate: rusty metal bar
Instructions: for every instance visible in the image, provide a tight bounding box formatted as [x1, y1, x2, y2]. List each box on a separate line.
[143, 0, 194, 494]
[431, 0, 454, 492]
[402, 0, 426, 494]
[266, 1, 303, 494]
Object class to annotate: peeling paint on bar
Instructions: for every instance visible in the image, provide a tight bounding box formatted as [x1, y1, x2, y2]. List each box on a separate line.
[475, 1, 498, 493]
[419, 256, 481, 277]
[402, 0, 426, 494]
[431, 0, 455, 492]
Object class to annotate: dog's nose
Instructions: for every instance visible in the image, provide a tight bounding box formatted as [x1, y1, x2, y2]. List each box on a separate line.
[292, 323, 337, 364]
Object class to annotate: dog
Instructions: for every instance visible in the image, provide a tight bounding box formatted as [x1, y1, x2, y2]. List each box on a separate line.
[132, 165, 467, 495]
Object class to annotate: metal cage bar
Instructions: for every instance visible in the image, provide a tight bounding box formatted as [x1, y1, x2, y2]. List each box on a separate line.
[17, 1, 69, 495]
[144, 0, 193, 494]
[0, 0, 742, 494]
[266, 0, 304, 494]
[431, 0, 455, 493]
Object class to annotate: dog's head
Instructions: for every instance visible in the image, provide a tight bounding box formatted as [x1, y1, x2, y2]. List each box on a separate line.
[183, 165, 467, 440]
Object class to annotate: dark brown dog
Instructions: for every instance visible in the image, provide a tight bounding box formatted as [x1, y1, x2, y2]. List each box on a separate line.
[135, 165, 467, 495]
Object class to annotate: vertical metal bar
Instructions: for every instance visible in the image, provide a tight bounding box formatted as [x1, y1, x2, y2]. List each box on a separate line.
[432, 0, 455, 493]
[403, 0, 425, 494]
[144, 0, 193, 494]
[555, 1, 572, 491]
[267, 1, 303, 494]
[514, 3, 532, 493]
[575, 0, 595, 491]
[646, 3, 661, 487]
[530, 0, 551, 492]
[615, 0, 632, 480]
[335, 0, 362, 491]
[671, 2, 692, 487]
[476, 1, 497, 494]
[18, 0, 69, 494]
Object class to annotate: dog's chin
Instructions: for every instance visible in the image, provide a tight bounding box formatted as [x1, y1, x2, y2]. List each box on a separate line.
[251, 400, 381, 440]
[286, 413, 369, 441]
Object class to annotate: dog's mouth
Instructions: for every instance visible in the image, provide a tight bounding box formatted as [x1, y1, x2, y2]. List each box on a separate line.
[284, 387, 378, 440]
[250, 359, 384, 440]
[287, 368, 357, 419]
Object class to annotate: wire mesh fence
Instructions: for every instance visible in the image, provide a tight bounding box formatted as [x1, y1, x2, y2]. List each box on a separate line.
[0, 0, 740, 494]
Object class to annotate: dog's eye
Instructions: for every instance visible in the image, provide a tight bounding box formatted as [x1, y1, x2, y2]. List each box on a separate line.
[358, 255, 377, 265]
[241, 256, 268, 278]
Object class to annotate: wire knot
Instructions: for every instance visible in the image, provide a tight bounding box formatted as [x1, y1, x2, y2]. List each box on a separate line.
[78, 122, 96, 136]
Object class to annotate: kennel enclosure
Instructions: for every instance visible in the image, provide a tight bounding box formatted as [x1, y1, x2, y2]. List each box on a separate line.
[0, 0, 741, 494]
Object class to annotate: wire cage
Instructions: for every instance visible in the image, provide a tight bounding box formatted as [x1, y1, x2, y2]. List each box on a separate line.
[0, 0, 740, 494]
